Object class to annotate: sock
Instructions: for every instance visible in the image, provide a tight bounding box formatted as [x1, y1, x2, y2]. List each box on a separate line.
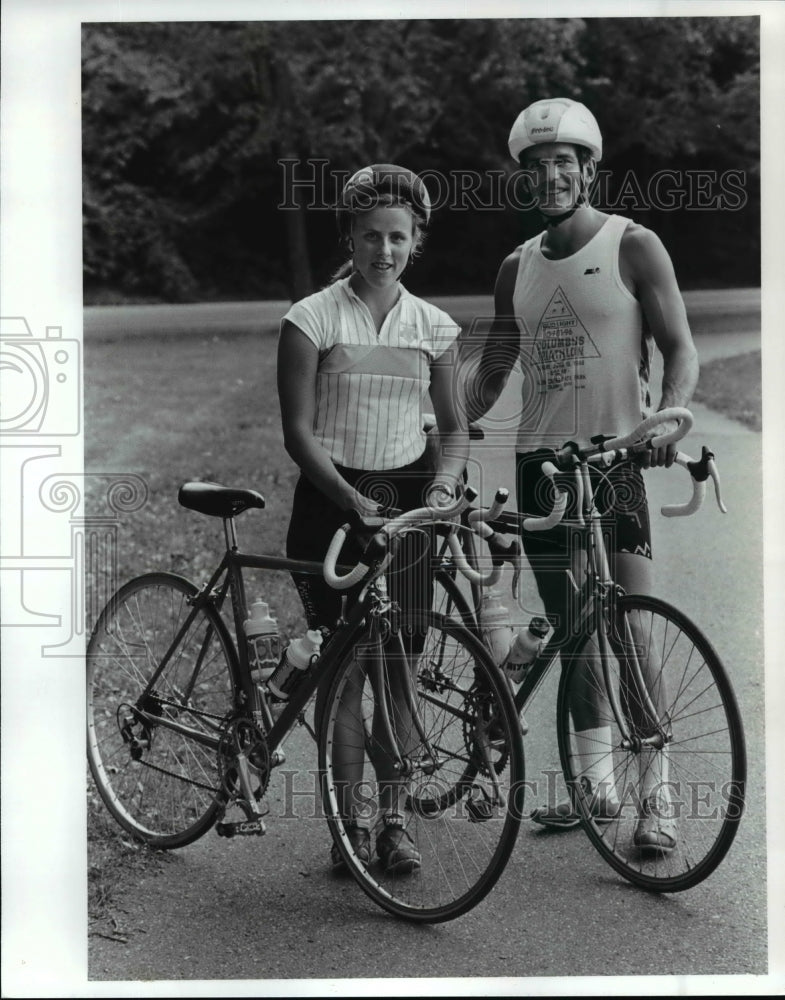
[573, 727, 619, 805]
[639, 746, 671, 803]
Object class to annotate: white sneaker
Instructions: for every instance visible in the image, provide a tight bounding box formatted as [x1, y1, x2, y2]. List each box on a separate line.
[634, 791, 677, 853]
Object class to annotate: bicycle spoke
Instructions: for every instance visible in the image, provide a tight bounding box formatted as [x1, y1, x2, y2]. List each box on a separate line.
[87, 574, 237, 848]
[560, 595, 745, 892]
[320, 611, 524, 922]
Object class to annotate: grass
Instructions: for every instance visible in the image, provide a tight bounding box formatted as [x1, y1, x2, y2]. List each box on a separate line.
[692, 350, 762, 431]
[84, 328, 762, 925]
[87, 795, 174, 943]
[85, 328, 303, 635]
[85, 328, 300, 932]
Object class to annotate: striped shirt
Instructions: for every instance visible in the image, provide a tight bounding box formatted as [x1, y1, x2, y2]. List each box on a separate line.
[282, 277, 460, 470]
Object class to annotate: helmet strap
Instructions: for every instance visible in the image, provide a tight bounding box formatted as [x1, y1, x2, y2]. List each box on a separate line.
[541, 172, 591, 227]
[542, 205, 579, 228]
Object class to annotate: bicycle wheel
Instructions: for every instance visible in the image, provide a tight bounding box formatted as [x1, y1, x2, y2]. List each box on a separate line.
[432, 565, 478, 631]
[319, 610, 524, 922]
[87, 572, 239, 849]
[557, 594, 746, 892]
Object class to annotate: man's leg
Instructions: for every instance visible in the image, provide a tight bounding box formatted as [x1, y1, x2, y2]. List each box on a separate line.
[613, 553, 676, 850]
[531, 552, 654, 827]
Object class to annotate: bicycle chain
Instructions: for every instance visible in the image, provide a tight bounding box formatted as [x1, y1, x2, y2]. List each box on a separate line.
[130, 755, 221, 794]
[120, 696, 235, 795]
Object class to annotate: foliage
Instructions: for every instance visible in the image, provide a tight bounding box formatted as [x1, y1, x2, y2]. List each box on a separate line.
[81, 16, 760, 302]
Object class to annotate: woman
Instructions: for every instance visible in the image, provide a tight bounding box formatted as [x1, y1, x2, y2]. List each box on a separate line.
[277, 163, 468, 873]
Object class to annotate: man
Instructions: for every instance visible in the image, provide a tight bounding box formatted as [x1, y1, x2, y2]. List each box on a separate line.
[467, 97, 699, 850]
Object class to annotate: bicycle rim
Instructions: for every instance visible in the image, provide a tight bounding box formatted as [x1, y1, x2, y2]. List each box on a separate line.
[87, 572, 238, 848]
[319, 610, 524, 922]
[557, 594, 746, 891]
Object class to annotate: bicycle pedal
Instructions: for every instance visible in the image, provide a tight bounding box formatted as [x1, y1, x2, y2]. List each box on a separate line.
[467, 785, 496, 823]
[215, 818, 267, 838]
[467, 798, 494, 823]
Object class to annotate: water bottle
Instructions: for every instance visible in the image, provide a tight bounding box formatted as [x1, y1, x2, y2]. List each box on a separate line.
[267, 629, 323, 702]
[504, 617, 550, 684]
[244, 599, 280, 681]
[479, 590, 513, 666]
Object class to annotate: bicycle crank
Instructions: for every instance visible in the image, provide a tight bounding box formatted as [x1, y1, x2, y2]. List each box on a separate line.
[216, 716, 271, 835]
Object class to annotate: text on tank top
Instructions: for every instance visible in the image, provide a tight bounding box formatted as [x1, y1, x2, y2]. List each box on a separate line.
[511, 214, 653, 450]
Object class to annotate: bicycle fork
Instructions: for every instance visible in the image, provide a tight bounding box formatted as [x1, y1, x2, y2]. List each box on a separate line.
[595, 593, 671, 752]
[368, 602, 509, 815]
[581, 475, 670, 753]
[364, 603, 439, 781]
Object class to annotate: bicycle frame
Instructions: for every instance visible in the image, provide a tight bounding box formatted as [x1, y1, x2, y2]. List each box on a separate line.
[437, 458, 669, 749]
[127, 513, 440, 787]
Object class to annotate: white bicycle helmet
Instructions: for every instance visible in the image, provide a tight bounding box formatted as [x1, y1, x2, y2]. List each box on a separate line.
[508, 98, 602, 163]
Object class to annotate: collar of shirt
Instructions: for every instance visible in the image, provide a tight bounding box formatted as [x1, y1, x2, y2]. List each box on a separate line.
[340, 276, 417, 341]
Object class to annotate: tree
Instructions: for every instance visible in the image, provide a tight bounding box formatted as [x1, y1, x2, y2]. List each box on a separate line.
[81, 16, 760, 302]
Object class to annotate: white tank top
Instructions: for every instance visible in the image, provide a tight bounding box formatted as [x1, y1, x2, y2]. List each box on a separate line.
[511, 214, 653, 450]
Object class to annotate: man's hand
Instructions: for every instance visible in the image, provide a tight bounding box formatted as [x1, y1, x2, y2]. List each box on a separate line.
[641, 416, 680, 468]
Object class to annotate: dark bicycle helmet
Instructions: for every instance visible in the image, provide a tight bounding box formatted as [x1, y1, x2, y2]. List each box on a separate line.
[336, 163, 432, 239]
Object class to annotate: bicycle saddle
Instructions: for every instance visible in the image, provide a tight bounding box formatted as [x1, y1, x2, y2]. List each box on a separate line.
[178, 481, 266, 518]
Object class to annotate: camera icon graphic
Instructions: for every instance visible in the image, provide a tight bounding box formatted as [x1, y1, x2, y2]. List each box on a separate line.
[0, 316, 81, 436]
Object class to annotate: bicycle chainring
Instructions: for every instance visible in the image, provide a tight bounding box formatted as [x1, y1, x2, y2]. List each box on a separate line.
[217, 716, 271, 805]
[463, 686, 510, 777]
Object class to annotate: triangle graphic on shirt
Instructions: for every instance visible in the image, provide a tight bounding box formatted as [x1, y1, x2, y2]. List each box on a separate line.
[535, 286, 601, 357]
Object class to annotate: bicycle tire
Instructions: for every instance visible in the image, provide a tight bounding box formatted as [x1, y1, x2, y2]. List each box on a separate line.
[319, 610, 524, 923]
[557, 593, 746, 892]
[432, 566, 479, 632]
[87, 572, 239, 849]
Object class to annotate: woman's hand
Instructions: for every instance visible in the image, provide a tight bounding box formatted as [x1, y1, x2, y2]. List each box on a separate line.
[347, 491, 383, 518]
[425, 481, 456, 509]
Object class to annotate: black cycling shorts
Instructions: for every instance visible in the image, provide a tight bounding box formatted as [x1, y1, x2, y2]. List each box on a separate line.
[515, 449, 652, 621]
[286, 453, 435, 633]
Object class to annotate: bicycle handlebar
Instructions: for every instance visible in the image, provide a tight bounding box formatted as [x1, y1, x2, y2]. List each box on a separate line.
[323, 410, 727, 591]
[476, 409, 727, 535]
[660, 446, 728, 517]
[322, 489, 477, 590]
[583, 406, 694, 455]
[521, 462, 571, 532]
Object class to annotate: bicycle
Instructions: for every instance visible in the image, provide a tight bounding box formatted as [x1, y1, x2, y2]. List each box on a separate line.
[86, 486, 526, 923]
[428, 406, 747, 892]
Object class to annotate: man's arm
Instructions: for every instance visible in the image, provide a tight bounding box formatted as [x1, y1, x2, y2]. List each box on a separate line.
[462, 250, 521, 424]
[622, 226, 700, 467]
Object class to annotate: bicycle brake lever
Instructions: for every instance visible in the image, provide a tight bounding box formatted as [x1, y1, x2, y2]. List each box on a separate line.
[485, 534, 523, 598]
[707, 457, 728, 514]
[687, 446, 728, 514]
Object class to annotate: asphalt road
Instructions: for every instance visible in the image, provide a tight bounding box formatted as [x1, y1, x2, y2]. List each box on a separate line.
[86, 295, 770, 992]
[83, 288, 762, 341]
